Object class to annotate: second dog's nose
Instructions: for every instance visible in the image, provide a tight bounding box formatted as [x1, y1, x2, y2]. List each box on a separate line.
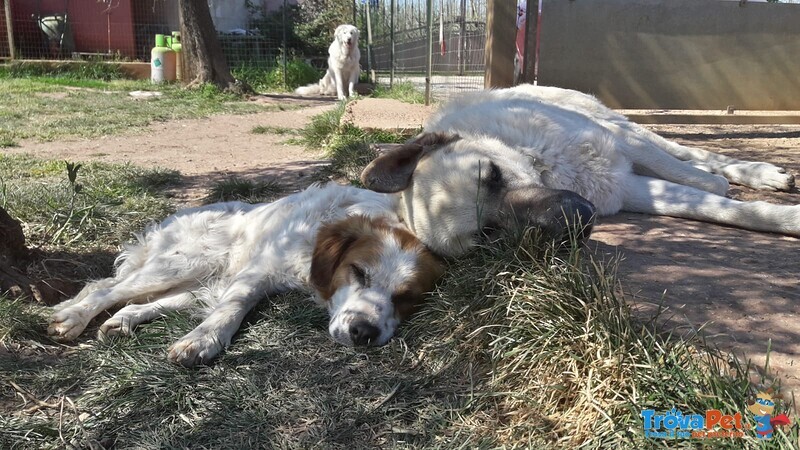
[349, 321, 380, 346]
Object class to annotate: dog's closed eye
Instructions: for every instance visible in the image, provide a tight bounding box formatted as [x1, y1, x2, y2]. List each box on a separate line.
[351, 264, 370, 287]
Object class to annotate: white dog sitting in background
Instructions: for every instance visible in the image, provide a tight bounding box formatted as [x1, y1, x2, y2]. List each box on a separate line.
[47, 183, 443, 367]
[296, 24, 361, 100]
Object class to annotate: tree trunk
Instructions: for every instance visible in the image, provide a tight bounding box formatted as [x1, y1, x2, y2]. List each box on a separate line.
[0, 206, 75, 305]
[178, 0, 253, 94]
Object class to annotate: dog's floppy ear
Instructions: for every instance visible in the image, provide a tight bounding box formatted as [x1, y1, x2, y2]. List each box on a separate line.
[310, 217, 375, 299]
[360, 132, 459, 193]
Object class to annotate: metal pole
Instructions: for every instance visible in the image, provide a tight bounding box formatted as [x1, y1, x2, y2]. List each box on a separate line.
[458, 0, 466, 75]
[353, 0, 357, 26]
[390, 0, 395, 88]
[365, 0, 374, 83]
[4, 0, 16, 60]
[522, 0, 538, 84]
[282, 0, 287, 88]
[425, 0, 433, 105]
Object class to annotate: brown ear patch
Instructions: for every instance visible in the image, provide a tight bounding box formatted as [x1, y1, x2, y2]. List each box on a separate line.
[311, 216, 386, 300]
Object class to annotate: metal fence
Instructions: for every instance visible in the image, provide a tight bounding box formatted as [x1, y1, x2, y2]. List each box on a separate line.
[0, 0, 308, 66]
[357, 0, 487, 101]
[0, 0, 488, 100]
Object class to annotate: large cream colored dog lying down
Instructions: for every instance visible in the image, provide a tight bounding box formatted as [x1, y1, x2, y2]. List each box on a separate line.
[361, 84, 798, 257]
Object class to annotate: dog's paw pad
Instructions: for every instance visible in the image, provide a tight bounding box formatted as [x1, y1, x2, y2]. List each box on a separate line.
[98, 317, 133, 340]
[167, 335, 223, 368]
[47, 309, 88, 342]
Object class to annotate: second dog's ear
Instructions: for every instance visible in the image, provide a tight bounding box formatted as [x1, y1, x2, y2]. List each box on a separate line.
[360, 132, 459, 193]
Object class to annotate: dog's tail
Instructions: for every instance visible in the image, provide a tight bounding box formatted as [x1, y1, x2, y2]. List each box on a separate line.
[295, 83, 322, 96]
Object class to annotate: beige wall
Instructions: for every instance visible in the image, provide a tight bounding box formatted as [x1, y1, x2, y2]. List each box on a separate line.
[537, 0, 800, 110]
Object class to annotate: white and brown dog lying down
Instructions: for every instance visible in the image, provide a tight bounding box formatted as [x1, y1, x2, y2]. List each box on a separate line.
[47, 183, 443, 367]
[361, 84, 798, 258]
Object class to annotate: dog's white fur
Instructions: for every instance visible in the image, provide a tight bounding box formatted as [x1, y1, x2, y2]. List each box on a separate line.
[361, 85, 799, 257]
[47, 183, 442, 367]
[295, 24, 360, 100]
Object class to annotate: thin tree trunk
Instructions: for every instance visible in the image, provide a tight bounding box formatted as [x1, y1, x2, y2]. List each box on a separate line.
[178, 0, 252, 94]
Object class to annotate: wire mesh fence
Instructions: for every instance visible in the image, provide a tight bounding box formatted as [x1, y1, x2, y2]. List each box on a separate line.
[0, 0, 489, 99]
[356, 0, 487, 101]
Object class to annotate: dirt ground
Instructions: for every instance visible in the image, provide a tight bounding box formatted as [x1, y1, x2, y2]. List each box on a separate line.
[6, 95, 799, 394]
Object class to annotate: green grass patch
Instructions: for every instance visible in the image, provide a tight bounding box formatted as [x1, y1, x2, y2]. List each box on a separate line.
[204, 177, 284, 204]
[0, 155, 178, 279]
[0, 72, 275, 144]
[232, 58, 321, 93]
[372, 81, 427, 104]
[297, 101, 414, 182]
[1, 60, 126, 82]
[250, 125, 296, 135]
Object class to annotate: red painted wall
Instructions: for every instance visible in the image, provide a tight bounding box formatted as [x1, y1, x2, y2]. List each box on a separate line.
[11, 0, 136, 58]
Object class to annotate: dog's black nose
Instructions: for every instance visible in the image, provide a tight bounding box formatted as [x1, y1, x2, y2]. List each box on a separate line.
[349, 321, 380, 346]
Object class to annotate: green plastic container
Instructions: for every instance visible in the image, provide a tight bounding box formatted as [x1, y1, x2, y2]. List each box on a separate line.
[170, 31, 183, 82]
[151, 34, 176, 83]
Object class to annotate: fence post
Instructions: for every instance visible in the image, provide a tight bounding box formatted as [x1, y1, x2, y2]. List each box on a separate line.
[4, 0, 15, 60]
[459, 0, 466, 76]
[484, 0, 515, 88]
[282, 0, 287, 88]
[365, 0, 374, 83]
[522, 0, 538, 84]
[390, 0, 395, 88]
[425, 0, 433, 105]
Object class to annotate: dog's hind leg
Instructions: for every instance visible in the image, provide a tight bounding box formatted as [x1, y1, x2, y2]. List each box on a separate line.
[621, 174, 800, 236]
[48, 262, 206, 342]
[620, 122, 794, 191]
[167, 269, 276, 367]
[98, 291, 196, 339]
[605, 124, 731, 195]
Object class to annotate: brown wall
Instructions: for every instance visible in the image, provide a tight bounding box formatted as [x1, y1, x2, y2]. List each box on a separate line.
[537, 0, 800, 110]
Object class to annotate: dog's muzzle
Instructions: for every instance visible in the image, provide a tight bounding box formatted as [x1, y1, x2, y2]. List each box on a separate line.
[500, 187, 596, 244]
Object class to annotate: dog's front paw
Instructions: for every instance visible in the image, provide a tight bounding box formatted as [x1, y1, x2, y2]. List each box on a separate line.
[98, 316, 134, 340]
[168, 332, 224, 367]
[47, 307, 90, 341]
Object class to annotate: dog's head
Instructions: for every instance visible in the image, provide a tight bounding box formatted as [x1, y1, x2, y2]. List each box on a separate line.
[361, 132, 596, 257]
[310, 215, 444, 347]
[335, 24, 359, 50]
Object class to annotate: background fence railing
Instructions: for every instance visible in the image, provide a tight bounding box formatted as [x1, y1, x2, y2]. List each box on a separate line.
[0, 0, 489, 101]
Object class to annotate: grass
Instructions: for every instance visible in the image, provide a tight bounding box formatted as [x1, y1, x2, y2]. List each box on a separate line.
[2, 85, 799, 449]
[372, 81, 427, 104]
[0, 154, 178, 280]
[0, 66, 276, 145]
[204, 177, 284, 204]
[298, 100, 415, 181]
[232, 58, 321, 93]
[250, 125, 296, 136]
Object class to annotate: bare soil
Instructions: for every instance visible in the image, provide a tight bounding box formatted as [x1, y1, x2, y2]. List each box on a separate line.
[6, 96, 799, 393]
